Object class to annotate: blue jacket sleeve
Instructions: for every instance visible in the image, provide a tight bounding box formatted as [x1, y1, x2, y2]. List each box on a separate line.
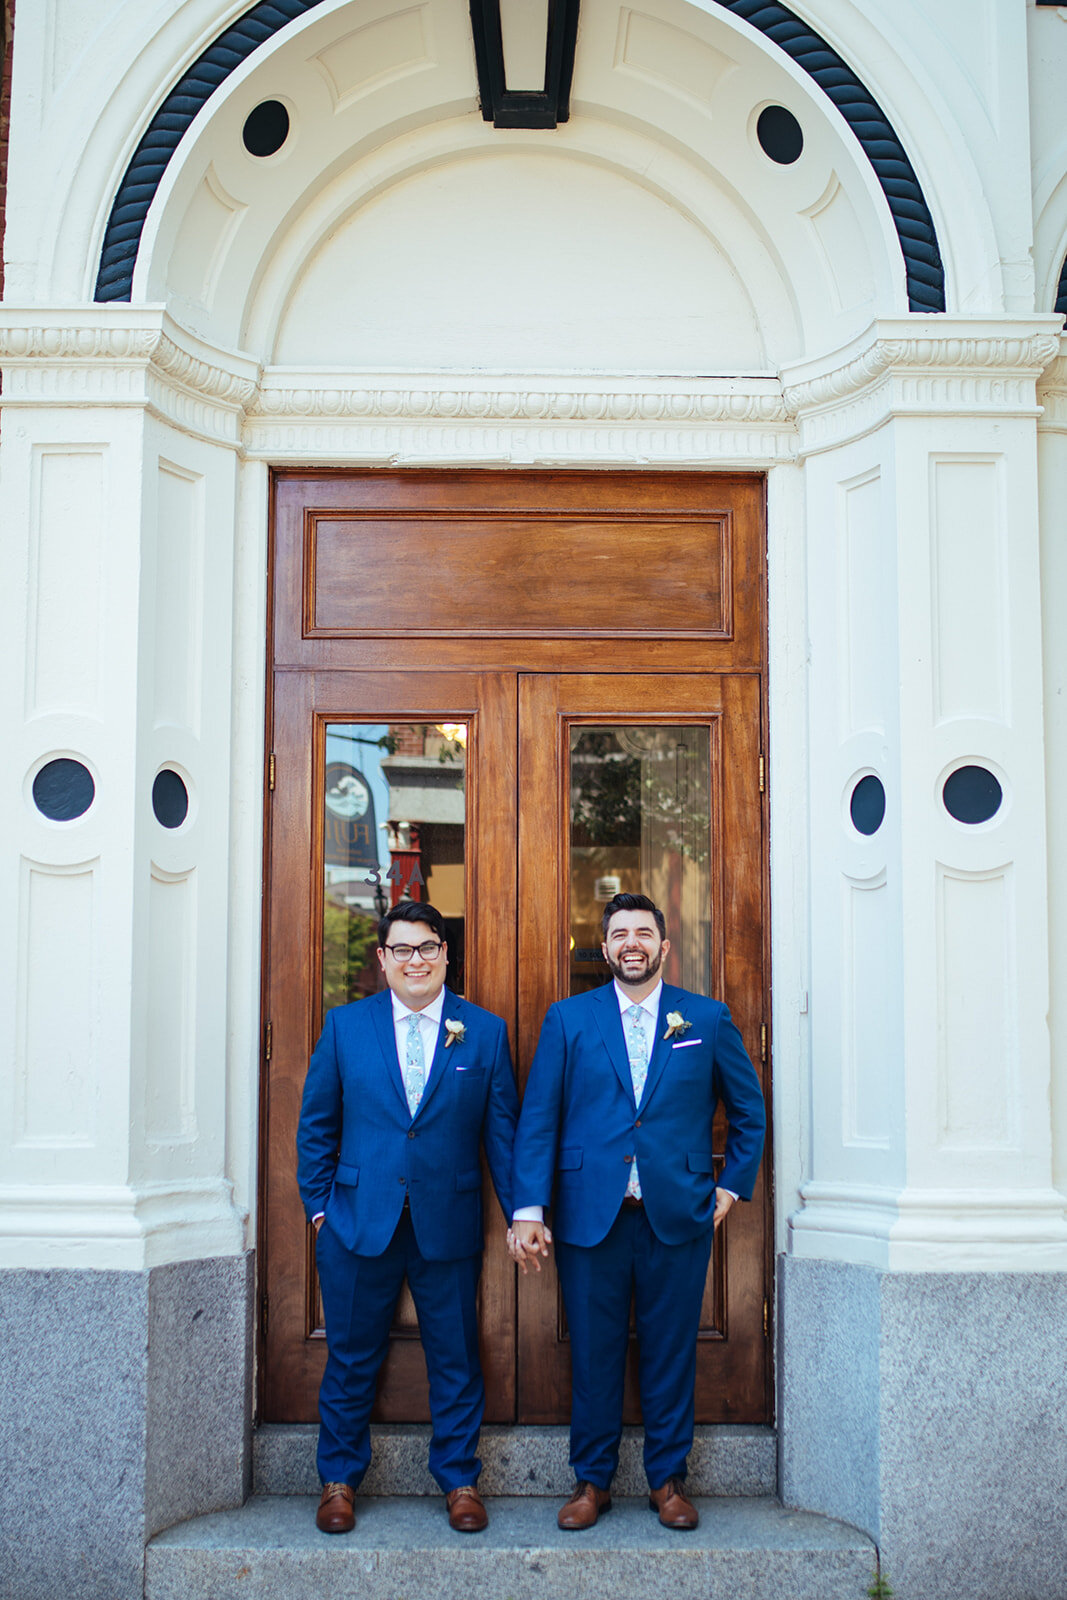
[481, 1017, 519, 1221]
[511, 1003, 566, 1210]
[296, 1008, 344, 1221]
[712, 1005, 766, 1202]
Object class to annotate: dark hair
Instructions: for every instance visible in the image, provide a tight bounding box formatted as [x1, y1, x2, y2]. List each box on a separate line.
[378, 900, 447, 947]
[601, 892, 667, 941]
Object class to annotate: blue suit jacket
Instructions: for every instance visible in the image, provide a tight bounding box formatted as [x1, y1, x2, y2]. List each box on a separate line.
[297, 988, 517, 1261]
[512, 982, 765, 1248]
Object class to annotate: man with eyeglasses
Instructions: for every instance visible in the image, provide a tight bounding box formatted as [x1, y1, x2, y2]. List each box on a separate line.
[297, 900, 517, 1536]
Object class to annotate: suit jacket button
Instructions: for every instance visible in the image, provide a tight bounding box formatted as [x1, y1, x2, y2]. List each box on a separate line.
[407, 1130, 416, 1139]
[635, 1119, 642, 1128]
[624, 1155, 632, 1163]
[398, 1175, 406, 1183]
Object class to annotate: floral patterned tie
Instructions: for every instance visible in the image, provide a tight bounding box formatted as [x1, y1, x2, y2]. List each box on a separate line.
[624, 1004, 647, 1199]
[404, 1013, 425, 1117]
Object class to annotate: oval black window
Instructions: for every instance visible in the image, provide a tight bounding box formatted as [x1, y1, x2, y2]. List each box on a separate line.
[757, 105, 803, 165]
[242, 100, 289, 158]
[153, 769, 189, 829]
[33, 758, 95, 821]
[943, 765, 1002, 825]
[850, 774, 885, 836]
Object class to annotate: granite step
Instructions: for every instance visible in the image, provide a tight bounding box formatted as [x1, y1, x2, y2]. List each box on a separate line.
[147, 1493, 876, 1600]
[254, 1422, 777, 1497]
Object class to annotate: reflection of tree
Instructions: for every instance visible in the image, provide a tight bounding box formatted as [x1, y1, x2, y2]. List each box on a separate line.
[322, 905, 379, 1010]
[571, 733, 641, 845]
[570, 731, 709, 861]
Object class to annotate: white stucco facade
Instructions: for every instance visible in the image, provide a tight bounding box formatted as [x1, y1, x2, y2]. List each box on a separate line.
[2, 2, 1066, 1595]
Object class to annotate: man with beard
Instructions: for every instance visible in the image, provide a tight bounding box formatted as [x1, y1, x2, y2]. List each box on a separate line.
[508, 893, 764, 1532]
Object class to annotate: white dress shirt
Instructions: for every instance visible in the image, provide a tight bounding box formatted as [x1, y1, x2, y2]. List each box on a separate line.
[312, 989, 445, 1223]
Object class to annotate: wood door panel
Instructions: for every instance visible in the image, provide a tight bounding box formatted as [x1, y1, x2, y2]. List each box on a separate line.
[261, 468, 770, 1429]
[273, 470, 764, 672]
[261, 670, 518, 1422]
[307, 513, 731, 639]
[515, 673, 769, 1424]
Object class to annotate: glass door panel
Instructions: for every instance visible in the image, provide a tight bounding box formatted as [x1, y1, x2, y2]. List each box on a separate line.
[322, 721, 468, 1014]
[569, 726, 712, 996]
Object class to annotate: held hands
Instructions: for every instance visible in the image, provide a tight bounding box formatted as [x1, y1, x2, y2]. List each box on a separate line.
[507, 1219, 553, 1273]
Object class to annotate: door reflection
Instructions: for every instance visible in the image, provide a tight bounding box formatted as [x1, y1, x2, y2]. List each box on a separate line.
[569, 726, 712, 996]
[322, 722, 467, 1017]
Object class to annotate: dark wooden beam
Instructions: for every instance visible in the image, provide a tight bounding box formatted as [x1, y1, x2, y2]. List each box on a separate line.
[469, 0, 580, 129]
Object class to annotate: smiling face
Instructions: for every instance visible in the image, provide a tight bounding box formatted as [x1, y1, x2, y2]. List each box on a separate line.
[376, 920, 448, 1011]
[602, 908, 671, 998]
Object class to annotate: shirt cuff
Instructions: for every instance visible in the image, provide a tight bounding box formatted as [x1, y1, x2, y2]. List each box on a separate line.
[312, 1212, 325, 1223]
[719, 1188, 739, 1202]
[512, 1205, 544, 1222]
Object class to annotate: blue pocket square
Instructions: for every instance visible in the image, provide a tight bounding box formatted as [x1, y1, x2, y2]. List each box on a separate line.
[671, 1039, 702, 1049]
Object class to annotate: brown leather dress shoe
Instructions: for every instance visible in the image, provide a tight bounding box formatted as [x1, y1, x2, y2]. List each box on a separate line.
[316, 1482, 356, 1534]
[446, 1485, 488, 1532]
[557, 1481, 612, 1530]
[648, 1476, 699, 1529]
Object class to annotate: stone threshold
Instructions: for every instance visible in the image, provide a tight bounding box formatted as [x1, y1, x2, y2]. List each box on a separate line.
[147, 1493, 874, 1600]
[255, 1422, 777, 1498]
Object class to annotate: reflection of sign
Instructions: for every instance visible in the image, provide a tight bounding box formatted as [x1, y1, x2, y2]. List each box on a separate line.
[594, 875, 622, 902]
[324, 763, 378, 868]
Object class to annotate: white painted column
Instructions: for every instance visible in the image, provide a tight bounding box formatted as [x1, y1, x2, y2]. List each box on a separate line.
[0, 308, 259, 1269]
[1039, 344, 1067, 1201]
[784, 316, 1067, 1271]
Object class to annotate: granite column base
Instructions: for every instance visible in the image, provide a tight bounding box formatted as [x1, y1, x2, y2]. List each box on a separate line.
[0, 1252, 253, 1600]
[778, 1254, 1067, 1600]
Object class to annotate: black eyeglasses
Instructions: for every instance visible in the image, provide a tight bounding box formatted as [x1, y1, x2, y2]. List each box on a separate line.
[383, 940, 444, 963]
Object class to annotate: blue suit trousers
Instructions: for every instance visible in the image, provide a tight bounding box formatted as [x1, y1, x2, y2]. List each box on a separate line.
[314, 1209, 484, 1493]
[555, 1205, 714, 1490]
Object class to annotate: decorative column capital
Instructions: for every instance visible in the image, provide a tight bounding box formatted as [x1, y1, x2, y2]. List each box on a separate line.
[783, 315, 1064, 455]
[0, 306, 261, 445]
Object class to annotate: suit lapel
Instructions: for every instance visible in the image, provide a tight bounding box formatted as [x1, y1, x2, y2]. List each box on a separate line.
[411, 990, 460, 1119]
[369, 990, 409, 1115]
[592, 984, 637, 1108]
[639, 985, 684, 1109]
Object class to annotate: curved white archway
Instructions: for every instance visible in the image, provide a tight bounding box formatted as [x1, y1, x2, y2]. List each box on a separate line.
[124, 0, 917, 368]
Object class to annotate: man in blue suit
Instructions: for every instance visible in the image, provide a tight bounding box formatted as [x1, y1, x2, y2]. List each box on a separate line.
[297, 900, 517, 1535]
[509, 893, 765, 1532]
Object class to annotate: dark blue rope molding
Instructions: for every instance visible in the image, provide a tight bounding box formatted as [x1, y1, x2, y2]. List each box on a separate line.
[95, 0, 945, 311]
[708, 0, 944, 312]
[95, 0, 330, 301]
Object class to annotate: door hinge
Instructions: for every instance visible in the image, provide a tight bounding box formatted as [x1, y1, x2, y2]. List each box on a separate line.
[268, 751, 276, 792]
[763, 1297, 769, 1338]
[260, 1293, 269, 1337]
[758, 753, 765, 794]
[760, 1023, 767, 1062]
[265, 1019, 272, 1062]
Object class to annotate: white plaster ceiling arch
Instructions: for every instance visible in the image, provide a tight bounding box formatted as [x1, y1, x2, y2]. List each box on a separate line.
[126, 0, 935, 366]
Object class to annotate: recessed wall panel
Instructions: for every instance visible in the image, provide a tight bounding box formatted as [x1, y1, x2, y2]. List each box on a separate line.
[154, 463, 204, 734]
[936, 865, 1017, 1150]
[843, 875, 891, 1146]
[145, 869, 197, 1143]
[931, 459, 1006, 723]
[842, 471, 886, 736]
[16, 860, 96, 1145]
[27, 449, 105, 716]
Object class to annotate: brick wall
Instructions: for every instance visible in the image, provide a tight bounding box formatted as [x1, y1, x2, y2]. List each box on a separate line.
[0, 0, 13, 298]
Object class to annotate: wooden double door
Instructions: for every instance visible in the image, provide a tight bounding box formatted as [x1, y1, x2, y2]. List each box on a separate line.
[260, 471, 770, 1426]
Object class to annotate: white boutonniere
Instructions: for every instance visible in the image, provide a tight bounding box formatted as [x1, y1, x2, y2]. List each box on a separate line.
[663, 1011, 692, 1042]
[444, 1019, 466, 1048]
